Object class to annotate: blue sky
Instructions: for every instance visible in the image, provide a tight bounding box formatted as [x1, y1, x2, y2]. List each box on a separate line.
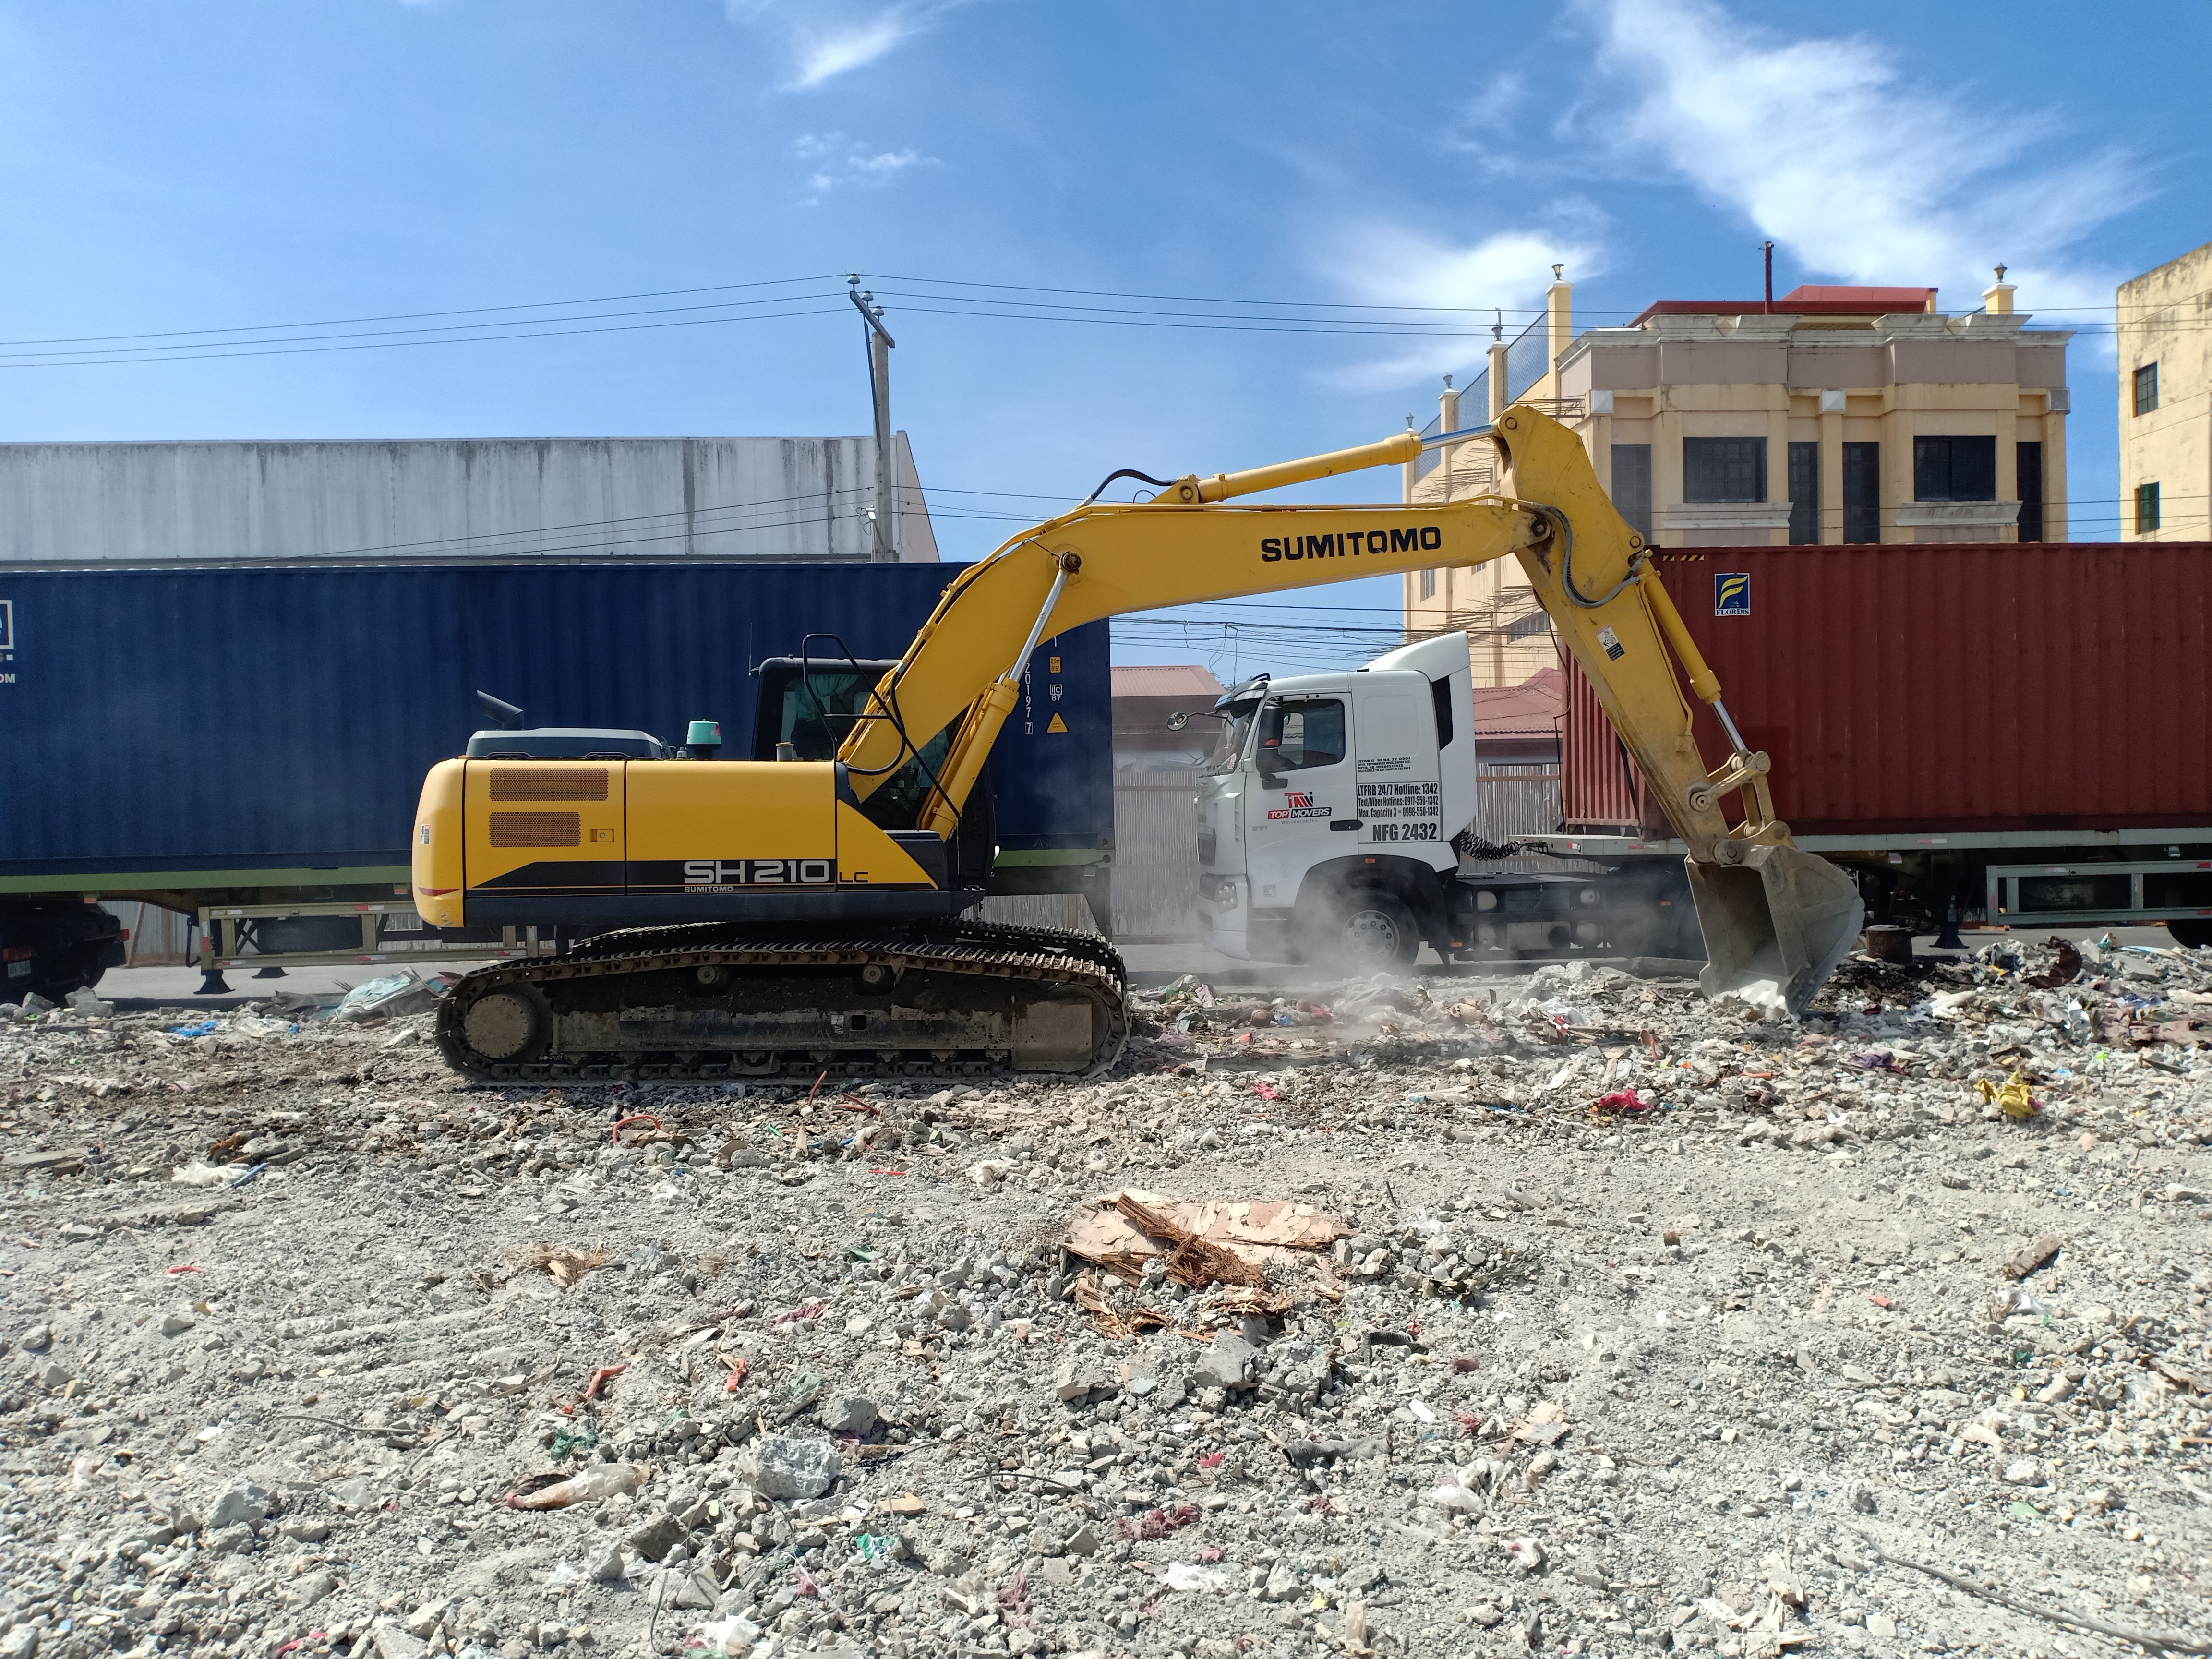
[0, 0, 2203, 680]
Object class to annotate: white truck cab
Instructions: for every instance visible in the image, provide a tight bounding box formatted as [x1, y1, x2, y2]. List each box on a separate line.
[1192, 634, 1698, 968]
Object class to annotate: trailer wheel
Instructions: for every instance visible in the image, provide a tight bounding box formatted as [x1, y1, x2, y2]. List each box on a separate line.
[1307, 887, 1419, 969]
[2169, 920, 2212, 950]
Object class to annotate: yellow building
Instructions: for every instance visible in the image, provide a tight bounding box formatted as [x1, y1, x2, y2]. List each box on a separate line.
[2118, 242, 2212, 541]
[1399, 273, 1576, 689]
[1404, 271, 2071, 683]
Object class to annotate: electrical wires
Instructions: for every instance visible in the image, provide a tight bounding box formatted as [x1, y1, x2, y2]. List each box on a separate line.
[0, 278, 851, 369]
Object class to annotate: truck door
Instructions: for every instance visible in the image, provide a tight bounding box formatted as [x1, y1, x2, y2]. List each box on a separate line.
[1244, 693, 1352, 910]
[1352, 687, 1443, 854]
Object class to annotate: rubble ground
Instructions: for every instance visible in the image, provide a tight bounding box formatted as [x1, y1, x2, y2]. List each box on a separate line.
[5, 933, 2212, 1659]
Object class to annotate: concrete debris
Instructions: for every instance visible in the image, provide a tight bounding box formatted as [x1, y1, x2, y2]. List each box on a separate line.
[733, 1434, 841, 1500]
[3, 937, 2211, 1656]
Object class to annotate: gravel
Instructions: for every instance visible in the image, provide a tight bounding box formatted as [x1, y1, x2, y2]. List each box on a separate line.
[4, 934, 2212, 1658]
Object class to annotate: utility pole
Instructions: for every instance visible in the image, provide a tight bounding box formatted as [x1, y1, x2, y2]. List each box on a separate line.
[848, 276, 897, 562]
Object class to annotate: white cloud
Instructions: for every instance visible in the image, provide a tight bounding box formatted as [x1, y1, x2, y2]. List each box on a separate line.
[790, 11, 916, 89]
[1326, 227, 1600, 392]
[731, 1, 954, 91]
[1353, 228, 1599, 312]
[1587, 0, 2140, 319]
[792, 133, 933, 202]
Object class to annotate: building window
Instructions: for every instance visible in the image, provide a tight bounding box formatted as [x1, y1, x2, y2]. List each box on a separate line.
[1611, 444, 1652, 537]
[1683, 437, 1767, 503]
[1842, 443, 1881, 543]
[1913, 436, 1996, 502]
[2017, 443, 2044, 542]
[2135, 363, 2160, 416]
[1418, 569, 1436, 601]
[1787, 441, 1819, 545]
[2138, 481, 2162, 534]
[1506, 612, 1551, 641]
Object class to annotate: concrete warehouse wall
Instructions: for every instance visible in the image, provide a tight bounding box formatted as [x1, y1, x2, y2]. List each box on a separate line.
[0, 432, 938, 564]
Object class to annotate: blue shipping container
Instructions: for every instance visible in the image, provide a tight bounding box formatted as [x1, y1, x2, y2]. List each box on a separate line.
[0, 560, 1111, 880]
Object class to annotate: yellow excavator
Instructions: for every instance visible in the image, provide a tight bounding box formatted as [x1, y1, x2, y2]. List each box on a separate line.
[410, 406, 1863, 1082]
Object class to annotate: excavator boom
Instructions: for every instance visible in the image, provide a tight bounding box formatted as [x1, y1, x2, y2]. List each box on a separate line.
[413, 407, 1861, 1084]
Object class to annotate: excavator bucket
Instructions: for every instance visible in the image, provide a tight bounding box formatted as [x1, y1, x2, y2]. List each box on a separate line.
[1685, 844, 1866, 1018]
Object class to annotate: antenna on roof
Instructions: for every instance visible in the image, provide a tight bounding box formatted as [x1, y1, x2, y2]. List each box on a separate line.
[1763, 241, 1774, 313]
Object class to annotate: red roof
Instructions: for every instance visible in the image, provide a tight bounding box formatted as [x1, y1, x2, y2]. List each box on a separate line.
[1628, 284, 1936, 327]
[1471, 667, 1563, 739]
[1781, 285, 1937, 309]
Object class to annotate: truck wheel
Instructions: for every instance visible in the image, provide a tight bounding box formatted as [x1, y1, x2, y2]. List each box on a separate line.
[26, 949, 105, 1001]
[2170, 920, 2212, 950]
[1310, 888, 1419, 969]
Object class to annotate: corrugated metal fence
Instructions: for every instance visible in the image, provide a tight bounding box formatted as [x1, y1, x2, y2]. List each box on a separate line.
[99, 900, 194, 965]
[1113, 769, 1203, 942]
[1475, 769, 1563, 840]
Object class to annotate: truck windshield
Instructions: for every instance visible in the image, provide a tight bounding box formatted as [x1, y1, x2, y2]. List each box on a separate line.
[1208, 699, 1261, 773]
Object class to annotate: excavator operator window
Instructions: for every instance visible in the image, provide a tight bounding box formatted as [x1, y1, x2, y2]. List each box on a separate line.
[754, 654, 957, 832]
[776, 668, 876, 760]
[1257, 698, 1346, 772]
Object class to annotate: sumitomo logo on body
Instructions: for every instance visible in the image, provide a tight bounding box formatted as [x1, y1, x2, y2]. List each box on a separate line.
[0, 600, 13, 685]
[1266, 791, 1333, 821]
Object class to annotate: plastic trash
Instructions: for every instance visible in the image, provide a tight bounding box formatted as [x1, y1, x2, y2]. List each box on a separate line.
[1975, 1070, 2038, 1118]
[1431, 1477, 1484, 1514]
[333, 970, 441, 1023]
[692, 1616, 763, 1656]
[168, 1021, 218, 1038]
[504, 1463, 649, 1510]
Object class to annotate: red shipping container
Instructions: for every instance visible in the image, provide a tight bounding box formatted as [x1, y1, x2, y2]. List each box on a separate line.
[1563, 542, 2212, 837]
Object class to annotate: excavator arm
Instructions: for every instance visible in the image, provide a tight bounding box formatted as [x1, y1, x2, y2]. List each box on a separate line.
[839, 404, 1862, 1013]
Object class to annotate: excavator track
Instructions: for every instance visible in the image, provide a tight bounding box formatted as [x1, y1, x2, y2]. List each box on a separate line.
[433, 919, 1128, 1085]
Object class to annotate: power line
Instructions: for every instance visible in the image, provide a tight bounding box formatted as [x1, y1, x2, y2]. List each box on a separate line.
[862, 272, 1548, 317]
[0, 290, 852, 365]
[1, 262, 2164, 375]
[0, 275, 846, 349]
[0, 301, 852, 370]
[872, 301, 1503, 341]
